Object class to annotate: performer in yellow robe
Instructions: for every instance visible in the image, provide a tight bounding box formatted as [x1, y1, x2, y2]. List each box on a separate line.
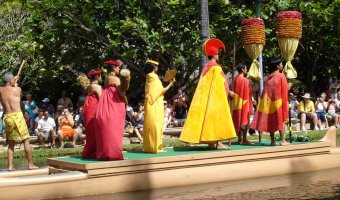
[143, 59, 175, 153]
[180, 39, 236, 149]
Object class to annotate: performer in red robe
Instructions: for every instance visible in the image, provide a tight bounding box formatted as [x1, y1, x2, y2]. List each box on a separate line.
[95, 60, 126, 160]
[250, 59, 290, 145]
[232, 63, 254, 145]
[82, 69, 102, 159]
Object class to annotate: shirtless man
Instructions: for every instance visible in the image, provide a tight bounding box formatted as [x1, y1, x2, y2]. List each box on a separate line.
[0, 72, 37, 171]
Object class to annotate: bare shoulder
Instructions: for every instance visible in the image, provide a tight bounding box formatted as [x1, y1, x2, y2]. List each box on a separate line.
[107, 75, 120, 86]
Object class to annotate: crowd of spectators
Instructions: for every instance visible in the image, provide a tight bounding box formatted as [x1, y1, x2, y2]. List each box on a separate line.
[290, 89, 340, 130]
[0, 90, 85, 148]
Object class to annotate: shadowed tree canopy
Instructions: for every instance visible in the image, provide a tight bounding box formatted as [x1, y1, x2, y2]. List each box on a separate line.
[0, 0, 338, 104]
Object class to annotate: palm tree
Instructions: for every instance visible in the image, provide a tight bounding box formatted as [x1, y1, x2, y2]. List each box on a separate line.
[200, 0, 210, 68]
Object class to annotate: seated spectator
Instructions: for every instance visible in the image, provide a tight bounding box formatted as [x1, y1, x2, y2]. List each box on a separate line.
[126, 104, 136, 124]
[164, 101, 172, 129]
[24, 94, 38, 119]
[289, 93, 299, 118]
[315, 93, 329, 130]
[327, 99, 340, 128]
[57, 108, 80, 147]
[298, 93, 318, 131]
[172, 89, 188, 127]
[42, 97, 55, 116]
[24, 111, 34, 135]
[36, 110, 57, 148]
[74, 106, 85, 143]
[34, 109, 44, 129]
[57, 90, 73, 108]
[133, 102, 144, 143]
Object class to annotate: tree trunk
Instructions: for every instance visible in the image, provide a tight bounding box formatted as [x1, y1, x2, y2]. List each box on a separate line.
[201, 0, 210, 69]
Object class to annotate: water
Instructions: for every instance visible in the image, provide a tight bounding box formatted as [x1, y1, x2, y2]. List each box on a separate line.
[60, 168, 340, 200]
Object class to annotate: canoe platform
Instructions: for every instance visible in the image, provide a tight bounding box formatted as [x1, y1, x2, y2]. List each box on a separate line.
[0, 127, 339, 200]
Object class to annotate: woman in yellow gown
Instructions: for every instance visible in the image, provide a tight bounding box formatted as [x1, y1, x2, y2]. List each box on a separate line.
[143, 60, 175, 153]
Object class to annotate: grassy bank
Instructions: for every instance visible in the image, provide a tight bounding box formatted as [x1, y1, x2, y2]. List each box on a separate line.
[0, 129, 339, 160]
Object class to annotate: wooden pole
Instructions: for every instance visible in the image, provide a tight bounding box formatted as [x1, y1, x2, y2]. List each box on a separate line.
[16, 59, 26, 77]
[231, 42, 236, 90]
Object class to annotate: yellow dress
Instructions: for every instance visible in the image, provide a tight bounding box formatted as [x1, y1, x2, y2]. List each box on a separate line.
[143, 72, 165, 153]
[180, 65, 236, 143]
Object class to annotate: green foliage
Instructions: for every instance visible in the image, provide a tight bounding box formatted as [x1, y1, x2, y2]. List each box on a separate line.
[0, 0, 338, 101]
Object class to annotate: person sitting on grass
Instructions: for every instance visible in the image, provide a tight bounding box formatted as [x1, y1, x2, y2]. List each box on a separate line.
[36, 110, 57, 148]
[57, 107, 79, 148]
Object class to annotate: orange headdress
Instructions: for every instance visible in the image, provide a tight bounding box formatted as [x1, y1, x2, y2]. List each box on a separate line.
[203, 38, 225, 56]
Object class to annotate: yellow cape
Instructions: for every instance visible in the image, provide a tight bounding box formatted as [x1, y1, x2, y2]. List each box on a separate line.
[180, 66, 236, 143]
[143, 72, 165, 153]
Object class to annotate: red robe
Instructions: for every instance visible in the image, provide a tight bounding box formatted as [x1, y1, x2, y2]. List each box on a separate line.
[82, 93, 98, 159]
[232, 75, 253, 133]
[250, 73, 288, 133]
[95, 86, 126, 160]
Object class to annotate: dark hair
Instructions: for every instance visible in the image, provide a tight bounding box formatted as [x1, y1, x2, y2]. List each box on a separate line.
[104, 64, 114, 73]
[268, 58, 282, 73]
[90, 74, 100, 81]
[145, 62, 155, 74]
[207, 56, 213, 60]
[236, 63, 246, 73]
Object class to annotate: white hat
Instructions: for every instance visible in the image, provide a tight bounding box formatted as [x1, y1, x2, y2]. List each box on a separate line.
[42, 98, 50, 103]
[301, 93, 311, 99]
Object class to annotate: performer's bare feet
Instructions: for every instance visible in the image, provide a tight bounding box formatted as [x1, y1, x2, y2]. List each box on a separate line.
[28, 164, 38, 170]
[241, 140, 254, 145]
[208, 143, 216, 149]
[281, 141, 291, 146]
[237, 138, 242, 144]
[8, 167, 15, 172]
[216, 143, 231, 150]
[270, 141, 276, 146]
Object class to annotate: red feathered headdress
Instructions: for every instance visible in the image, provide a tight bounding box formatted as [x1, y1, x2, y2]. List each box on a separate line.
[203, 39, 225, 56]
[87, 69, 102, 76]
[104, 60, 121, 66]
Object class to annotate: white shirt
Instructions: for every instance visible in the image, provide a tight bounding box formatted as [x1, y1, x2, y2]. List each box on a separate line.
[37, 117, 56, 132]
[164, 107, 171, 119]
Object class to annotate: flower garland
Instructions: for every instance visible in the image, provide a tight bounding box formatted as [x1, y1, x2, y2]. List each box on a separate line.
[276, 11, 302, 39]
[241, 18, 265, 45]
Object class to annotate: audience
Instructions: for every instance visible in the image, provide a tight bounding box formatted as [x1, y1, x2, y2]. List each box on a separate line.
[289, 93, 299, 118]
[327, 98, 340, 128]
[42, 98, 55, 116]
[36, 110, 57, 148]
[133, 102, 144, 143]
[24, 111, 34, 136]
[164, 101, 172, 129]
[74, 106, 85, 142]
[298, 93, 319, 131]
[57, 107, 80, 147]
[315, 93, 329, 130]
[57, 90, 74, 108]
[172, 89, 188, 127]
[24, 94, 38, 119]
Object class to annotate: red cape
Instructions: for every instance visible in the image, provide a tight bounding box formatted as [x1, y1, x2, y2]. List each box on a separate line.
[82, 93, 98, 159]
[250, 73, 288, 133]
[95, 86, 126, 160]
[232, 75, 253, 132]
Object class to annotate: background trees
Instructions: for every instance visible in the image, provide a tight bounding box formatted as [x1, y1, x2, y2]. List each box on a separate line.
[0, 0, 338, 105]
